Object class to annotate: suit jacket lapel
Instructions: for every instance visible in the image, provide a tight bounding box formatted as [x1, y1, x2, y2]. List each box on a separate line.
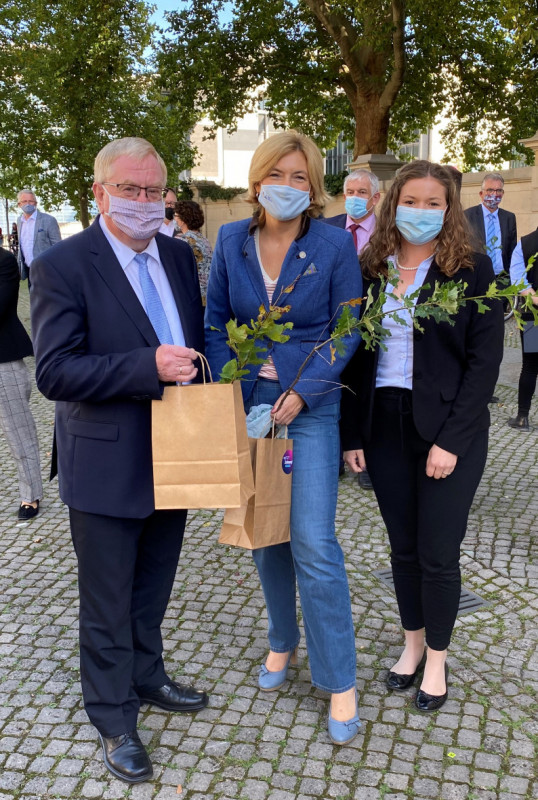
[88, 219, 160, 347]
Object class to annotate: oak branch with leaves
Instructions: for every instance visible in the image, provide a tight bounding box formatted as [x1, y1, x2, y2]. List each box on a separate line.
[213, 270, 538, 413]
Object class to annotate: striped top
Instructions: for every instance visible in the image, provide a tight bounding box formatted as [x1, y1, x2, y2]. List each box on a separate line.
[254, 229, 279, 381]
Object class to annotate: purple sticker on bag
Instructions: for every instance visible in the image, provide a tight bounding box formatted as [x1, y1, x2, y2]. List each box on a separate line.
[282, 450, 293, 474]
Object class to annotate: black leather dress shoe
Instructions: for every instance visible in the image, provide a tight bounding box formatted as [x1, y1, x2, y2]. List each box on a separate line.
[358, 471, 374, 490]
[138, 681, 209, 712]
[415, 663, 449, 712]
[508, 414, 530, 431]
[98, 730, 153, 783]
[386, 651, 426, 691]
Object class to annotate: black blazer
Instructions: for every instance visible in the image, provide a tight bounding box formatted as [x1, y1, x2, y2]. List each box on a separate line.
[340, 253, 504, 458]
[30, 219, 204, 518]
[0, 246, 33, 363]
[464, 205, 517, 273]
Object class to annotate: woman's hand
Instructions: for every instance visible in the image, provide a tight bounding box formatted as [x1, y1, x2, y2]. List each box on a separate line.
[426, 444, 458, 480]
[271, 391, 305, 426]
[343, 449, 367, 473]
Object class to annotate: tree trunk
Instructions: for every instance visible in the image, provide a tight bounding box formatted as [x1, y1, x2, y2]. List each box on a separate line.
[79, 192, 90, 229]
[352, 97, 391, 158]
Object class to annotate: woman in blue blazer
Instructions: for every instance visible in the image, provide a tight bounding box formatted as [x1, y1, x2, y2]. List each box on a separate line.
[205, 131, 363, 744]
[341, 161, 504, 712]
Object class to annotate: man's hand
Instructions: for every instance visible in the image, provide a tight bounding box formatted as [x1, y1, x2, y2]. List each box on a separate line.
[343, 449, 367, 473]
[156, 345, 199, 383]
[426, 444, 458, 480]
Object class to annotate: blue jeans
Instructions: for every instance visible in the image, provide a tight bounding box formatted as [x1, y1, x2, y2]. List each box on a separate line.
[247, 379, 356, 693]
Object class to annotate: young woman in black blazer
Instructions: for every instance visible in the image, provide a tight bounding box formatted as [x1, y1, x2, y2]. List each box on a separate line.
[341, 161, 504, 711]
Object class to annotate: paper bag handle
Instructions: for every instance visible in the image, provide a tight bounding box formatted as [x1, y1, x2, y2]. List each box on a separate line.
[195, 351, 214, 384]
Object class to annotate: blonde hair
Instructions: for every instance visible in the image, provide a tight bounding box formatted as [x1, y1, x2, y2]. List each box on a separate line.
[94, 137, 167, 185]
[361, 160, 474, 278]
[247, 130, 329, 224]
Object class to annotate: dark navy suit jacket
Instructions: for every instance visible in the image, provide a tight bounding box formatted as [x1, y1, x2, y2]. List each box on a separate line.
[0, 247, 33, 363]
[464, 204, 517, 273]
[30, 218, 204, 518]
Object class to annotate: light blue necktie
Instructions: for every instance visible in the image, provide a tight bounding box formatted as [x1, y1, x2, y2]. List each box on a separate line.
[486, 213, 500, 274]
[134, 253, 174, 344]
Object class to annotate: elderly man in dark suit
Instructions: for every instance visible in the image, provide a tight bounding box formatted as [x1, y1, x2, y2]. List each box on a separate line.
[30, 137, 207, 784]
[464, 172, 517, 277]
[0, 246, 42, 519]
[16, 189, 62, 282]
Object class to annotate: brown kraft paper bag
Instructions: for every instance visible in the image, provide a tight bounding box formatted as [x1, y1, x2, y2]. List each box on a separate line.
[152, 381, 254, 509]
[219, 434, 293, 549]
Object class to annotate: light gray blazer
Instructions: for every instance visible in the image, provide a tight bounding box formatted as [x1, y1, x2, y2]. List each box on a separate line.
[17, 210, 62, 280]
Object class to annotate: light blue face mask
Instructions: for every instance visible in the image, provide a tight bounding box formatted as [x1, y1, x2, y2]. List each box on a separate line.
[345, 195, 369, 220]
[395, 206, 445, 245]
[258, 184, 311, 221]
[22, 204, 36, 215]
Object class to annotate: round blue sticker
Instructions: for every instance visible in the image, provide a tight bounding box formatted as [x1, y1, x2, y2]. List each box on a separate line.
[282, 450, 293, 474]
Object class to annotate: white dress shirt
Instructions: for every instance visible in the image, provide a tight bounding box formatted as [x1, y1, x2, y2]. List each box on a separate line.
[20, 211, 37, 266]
[99, 216, 186, 347]
[376, 255, 433, 390]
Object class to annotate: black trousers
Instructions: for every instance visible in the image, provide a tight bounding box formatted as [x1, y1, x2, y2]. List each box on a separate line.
[69, 507, 187, 737]
[516, 341, 538, 414]
[364, 389, 488, 651]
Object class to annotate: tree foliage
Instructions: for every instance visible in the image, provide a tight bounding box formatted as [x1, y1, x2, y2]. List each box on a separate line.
[157, 0, 538, 168]
[0, 0, 196, 225]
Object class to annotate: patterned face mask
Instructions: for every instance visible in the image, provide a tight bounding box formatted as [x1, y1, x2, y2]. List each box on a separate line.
[104, 188, 165, 240]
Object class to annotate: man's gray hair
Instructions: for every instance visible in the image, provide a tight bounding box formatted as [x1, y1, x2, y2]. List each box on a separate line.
[481, 172, 504, 189]
[343, 169, 379, 195]
[17, 189, 37, 202]
[94, 137, 167, 184]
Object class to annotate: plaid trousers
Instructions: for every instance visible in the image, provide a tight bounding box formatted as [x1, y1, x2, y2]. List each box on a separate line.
[0, 359, 42, 503]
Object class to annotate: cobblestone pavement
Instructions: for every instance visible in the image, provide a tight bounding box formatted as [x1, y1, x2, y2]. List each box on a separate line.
[1, 295, 536, 800]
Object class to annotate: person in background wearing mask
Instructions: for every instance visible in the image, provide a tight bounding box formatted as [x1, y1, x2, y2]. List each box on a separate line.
[341, 161, 503, 713]
[0, 243, 42, 520]
[324, 169, 381, 490]
[30, 138, 207, 784]
[206, 130, 363, 745]
[159, 186, 178, 236]
[16, 189, 61, 283]
[464, 174, 517, 299]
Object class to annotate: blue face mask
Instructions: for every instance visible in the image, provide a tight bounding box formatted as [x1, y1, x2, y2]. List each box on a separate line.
[258, 184, 311, 221]
[395, 206, 445, 245]
[345, 196, 369, 220]
[22, 204, 36, 215]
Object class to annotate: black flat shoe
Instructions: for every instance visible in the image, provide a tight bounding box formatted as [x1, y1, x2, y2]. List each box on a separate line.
[138, 680, 209, 712]
[386, 651, 426, 690]
[99, 730, 153, 783]
[18, 500, 40, 520]
[415, 663, 449, 712]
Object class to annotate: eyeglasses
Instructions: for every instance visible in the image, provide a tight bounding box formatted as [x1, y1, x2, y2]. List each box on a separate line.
[102, 183, 165, 202]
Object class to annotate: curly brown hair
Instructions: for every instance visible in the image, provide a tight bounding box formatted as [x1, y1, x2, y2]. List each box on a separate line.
[361, 160, 474, 279]
[174, 200, 204, 232]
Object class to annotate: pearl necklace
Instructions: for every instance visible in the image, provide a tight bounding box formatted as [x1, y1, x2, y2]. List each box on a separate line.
[395, 255, 419, 271]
